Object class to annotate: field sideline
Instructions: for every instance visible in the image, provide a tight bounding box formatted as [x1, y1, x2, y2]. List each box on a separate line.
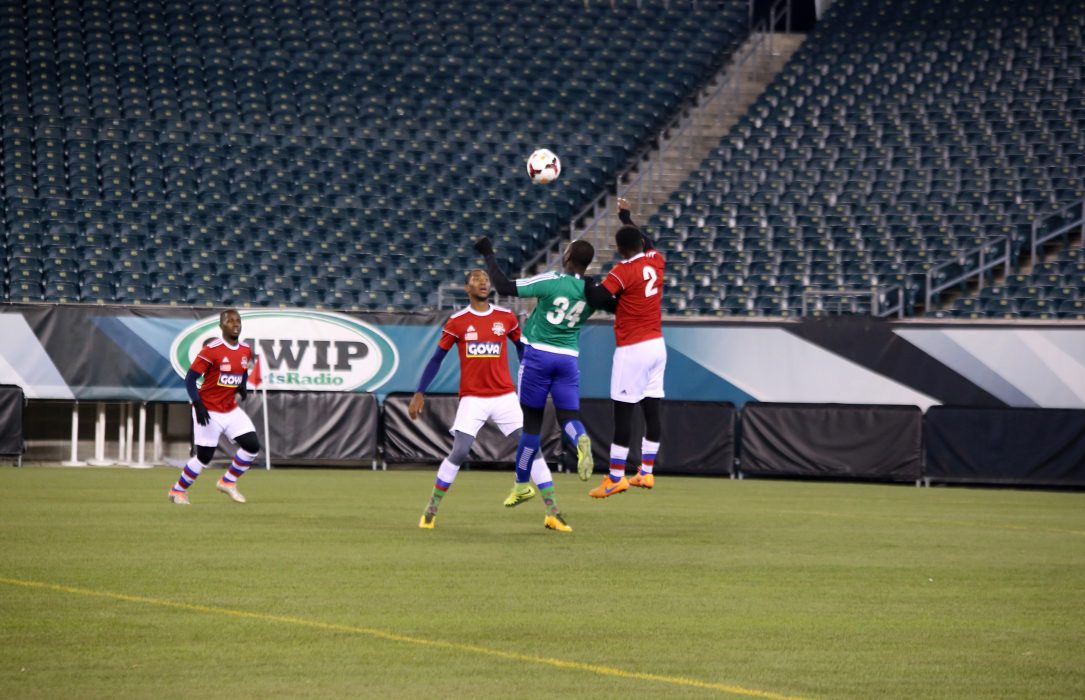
[1, 466, 1083, 699]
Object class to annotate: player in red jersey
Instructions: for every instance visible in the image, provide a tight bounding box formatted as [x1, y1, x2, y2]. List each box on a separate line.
[409, 269, 572, 532]
[167, 309, 261, 505]
[585, 198, 667, 497]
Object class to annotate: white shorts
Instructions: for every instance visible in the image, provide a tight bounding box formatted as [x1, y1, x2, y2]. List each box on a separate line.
[193, 406, 257, 447]
[611, 337, 667, 403]
[451, 392, 523, 438]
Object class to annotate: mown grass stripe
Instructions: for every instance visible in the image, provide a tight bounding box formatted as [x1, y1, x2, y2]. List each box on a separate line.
[0, 576, 805, 700]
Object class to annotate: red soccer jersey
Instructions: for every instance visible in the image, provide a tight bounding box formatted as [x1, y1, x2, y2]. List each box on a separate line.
[602, 249, 666, 346]
[438, 305, 521, 398]
[191, 338, 252, 412]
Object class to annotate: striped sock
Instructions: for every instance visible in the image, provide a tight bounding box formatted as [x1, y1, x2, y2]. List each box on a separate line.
[537, 481, 560, 516]
[531, 456, 559, 516]
[426, 478, 451, 515]
[173, 457, 205, 492]
[609, 444, 629, 482]
[222, 449, 255, 485]
[640, 439, 660, 475]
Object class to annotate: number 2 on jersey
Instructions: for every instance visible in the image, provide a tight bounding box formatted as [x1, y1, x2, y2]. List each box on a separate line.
[546, 297, 585, 327]
[643, 266, 659, 297]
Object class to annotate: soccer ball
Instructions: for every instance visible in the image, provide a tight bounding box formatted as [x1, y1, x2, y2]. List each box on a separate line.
[526, 148, 561, 185]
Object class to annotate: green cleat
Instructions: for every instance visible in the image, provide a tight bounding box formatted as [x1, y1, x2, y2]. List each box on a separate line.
[576, 433, 594, 481]
[503, 483, 537, 507]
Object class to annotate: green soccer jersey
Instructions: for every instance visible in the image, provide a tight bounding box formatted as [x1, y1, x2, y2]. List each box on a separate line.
[516, 271, 596, 356]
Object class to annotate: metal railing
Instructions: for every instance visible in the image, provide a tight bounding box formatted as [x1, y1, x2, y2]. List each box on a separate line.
[924, 236, 1011, 310]
[1031, 196, 1085, 260]
[801, 285, 905, 318]
[520, 0, 793, 276]
[610, 0, 793, 219]
[435, 284, 530, 314]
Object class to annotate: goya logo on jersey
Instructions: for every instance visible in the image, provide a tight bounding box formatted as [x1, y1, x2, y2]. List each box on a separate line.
[170, 311, 399, 392]
[466, 341, 502, 357]
[217, 373, 245, 388]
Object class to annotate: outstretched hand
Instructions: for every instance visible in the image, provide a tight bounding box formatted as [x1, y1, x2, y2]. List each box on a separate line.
[617, 197, 631, 212]
[193, 400, 211, 426]
[408, 392, 425, 420]
[473, 236, 494, 257]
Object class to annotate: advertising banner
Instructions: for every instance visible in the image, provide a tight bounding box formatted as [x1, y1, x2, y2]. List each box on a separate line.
[0, 305, 1083, 408]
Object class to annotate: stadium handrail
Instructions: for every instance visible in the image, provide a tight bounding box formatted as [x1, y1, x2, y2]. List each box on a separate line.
[924, 236, 1012, 311]
[801, 286, 905, 318]
[519, 0, 792, 277]
[1031, 196, 1085, 261]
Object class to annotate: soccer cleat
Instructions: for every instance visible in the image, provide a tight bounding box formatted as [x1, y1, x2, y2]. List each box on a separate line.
[503, 483, 537, 507]
[419, 512, 436, 529]
[576, 433, 594, 481]
[544, 513, 573, 532]
[589, 475, 629, 498]
[167, 489, 190, 506]
[629, 472, 655, 489]
[216, 479, 247, 503]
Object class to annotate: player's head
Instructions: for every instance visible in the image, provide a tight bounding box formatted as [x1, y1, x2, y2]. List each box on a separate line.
[463, 268, 491, 302]
[219, 308, 242, 343]
[562, 239, 595, 274]
[615, 225, 644, 258]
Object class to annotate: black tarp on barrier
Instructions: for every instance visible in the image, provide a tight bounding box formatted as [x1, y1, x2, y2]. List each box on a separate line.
[381, 393, 563, 465]
[232, 391, 378, 463]
[740, 403, 922, 480]
[565, 399, 736, 476]
[926, 407, 1085, 486]
[0, 385, 24, 456]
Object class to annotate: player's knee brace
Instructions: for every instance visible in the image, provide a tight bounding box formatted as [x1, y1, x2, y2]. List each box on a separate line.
[447, 430, 475, 466]
[613, 401, 635, 446]
[642, 398, 662, 442]
[195, 445, 217, 465]
[521, 405, 545, 434]
[234, 431, 261, 454]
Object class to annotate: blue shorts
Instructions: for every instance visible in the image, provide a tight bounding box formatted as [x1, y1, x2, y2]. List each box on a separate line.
[517, 345, 580, 411]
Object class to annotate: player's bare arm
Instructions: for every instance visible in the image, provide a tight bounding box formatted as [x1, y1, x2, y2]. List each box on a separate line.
[617, 198, 655, 251]
[473, 236, 518, 296]
[584, 276, 618, 311]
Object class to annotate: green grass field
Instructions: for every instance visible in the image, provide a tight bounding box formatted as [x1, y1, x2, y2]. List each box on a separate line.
[1, 466, 1083, 699]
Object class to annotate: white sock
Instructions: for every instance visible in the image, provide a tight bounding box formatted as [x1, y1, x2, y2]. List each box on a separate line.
[609, 444, 629, 479]
[436, 458, 461, 485]
[530, 455, 553, 485]
[640, 438, 660, 474]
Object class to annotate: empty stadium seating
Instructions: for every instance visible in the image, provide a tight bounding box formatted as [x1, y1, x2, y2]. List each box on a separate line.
[648, 0, 1085, 318]
[0, 0, 750, 309]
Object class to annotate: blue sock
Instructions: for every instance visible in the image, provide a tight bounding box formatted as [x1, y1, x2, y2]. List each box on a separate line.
[514, 432, 541, 484]
[561, 418, 586, 447]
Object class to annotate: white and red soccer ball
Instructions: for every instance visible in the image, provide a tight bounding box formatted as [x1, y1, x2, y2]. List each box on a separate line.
[526, 148, 561, 185]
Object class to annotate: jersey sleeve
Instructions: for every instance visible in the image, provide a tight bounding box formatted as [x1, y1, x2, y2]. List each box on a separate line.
[190, 351, 213, 375]
[507, 314, 521, 342]
[607, 270, 624, 295]
[515, 274, 557, 299]
[437, 316, 459, 350]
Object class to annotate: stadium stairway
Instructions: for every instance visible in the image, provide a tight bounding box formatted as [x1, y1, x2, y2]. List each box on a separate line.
[575, 31, 807, 267]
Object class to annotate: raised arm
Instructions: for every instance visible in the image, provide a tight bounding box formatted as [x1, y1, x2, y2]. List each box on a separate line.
[473, 237, 518, 297]
[618, 198, 655, 251]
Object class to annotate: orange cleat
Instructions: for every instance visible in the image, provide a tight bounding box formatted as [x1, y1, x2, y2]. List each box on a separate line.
[629, 472, 655, 489]
[589, 475, 629, 498]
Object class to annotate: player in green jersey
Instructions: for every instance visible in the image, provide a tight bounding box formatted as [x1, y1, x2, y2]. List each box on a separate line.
[473, 236, 599, 511]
